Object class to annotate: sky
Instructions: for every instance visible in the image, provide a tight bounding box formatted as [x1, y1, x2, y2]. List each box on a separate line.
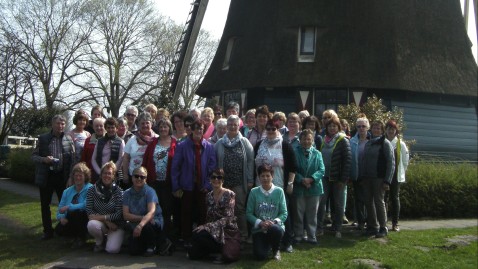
[155, 0, 477, 63]
[155, 0, 231, 40]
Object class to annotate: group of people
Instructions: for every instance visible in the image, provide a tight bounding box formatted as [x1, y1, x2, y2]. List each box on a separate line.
[32, 101, 409, 262]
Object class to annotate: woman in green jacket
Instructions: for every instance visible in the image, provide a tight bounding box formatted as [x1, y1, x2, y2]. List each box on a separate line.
[292, 129, 325, 244]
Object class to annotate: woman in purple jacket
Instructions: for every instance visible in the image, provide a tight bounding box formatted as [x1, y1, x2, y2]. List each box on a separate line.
[171, 118, 217, 246]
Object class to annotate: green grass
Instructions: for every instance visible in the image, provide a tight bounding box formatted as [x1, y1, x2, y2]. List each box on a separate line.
[0, 189, 70, 269]
[0, 189, 477, 269]
[233, 227, 478, 268]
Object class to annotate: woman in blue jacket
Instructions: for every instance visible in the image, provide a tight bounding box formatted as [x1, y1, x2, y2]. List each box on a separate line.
[55, 162, 93, 248]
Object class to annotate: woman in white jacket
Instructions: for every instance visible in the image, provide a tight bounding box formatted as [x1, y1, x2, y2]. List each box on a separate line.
[385, 120, 409, 232]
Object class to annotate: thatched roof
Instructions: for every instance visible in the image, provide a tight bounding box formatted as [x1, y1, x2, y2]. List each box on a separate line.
[197, 0, 477, 97]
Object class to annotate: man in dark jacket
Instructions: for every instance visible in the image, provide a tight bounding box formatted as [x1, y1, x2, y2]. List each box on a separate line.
[32, 114, 75, 240]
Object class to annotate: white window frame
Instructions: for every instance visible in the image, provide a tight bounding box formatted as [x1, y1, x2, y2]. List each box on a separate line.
[298, 26, 316, 62]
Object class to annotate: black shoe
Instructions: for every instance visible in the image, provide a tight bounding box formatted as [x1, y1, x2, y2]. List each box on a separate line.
[40, 233, 53, 241]
[362, 229, 378, 237]
[375, 227, 388, 238]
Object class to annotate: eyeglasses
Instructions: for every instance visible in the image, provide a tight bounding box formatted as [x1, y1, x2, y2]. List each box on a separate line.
[210, 175, 224, 180]
[133, 174, 146, 180]
[266, 127, 277, 131]
[356, 125, 367, 129]
[126, 113, 137, 117]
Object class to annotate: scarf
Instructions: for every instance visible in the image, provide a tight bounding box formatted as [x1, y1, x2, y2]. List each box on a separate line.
[136, 130, 158, 146]
[194, 140, 202, 188]
[222, 132, 242, 148]
[95, 180, 117, 203]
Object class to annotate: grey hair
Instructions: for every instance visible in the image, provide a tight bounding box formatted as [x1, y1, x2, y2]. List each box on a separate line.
[126, 105, 139, 116]
[356, 117, 370, 128]
[51, 114, 66, 124]
[137, 112, 153, 123]
[216, 118, 227, 128]
[226, 101, 239, 112]
[227, 115, 240, 124]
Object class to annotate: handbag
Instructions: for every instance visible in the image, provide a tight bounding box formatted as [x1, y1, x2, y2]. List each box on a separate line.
[222, 228, 241, 262]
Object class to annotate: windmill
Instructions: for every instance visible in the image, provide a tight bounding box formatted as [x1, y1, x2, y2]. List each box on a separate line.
[193, 0, 478, 160]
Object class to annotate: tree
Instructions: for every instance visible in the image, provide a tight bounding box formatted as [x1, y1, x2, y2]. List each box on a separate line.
[70, 0, 178, 117]
[0, 34, 33, 143]
[338, 95, 406, 133]
[0, 0, 95, 110]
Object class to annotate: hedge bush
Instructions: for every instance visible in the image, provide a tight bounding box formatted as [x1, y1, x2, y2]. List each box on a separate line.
[399, 162, 477, 218]
[6, 148, 35, 184]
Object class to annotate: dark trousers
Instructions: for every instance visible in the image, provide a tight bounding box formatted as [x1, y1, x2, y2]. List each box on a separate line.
[181, 188, 207, 241]
[129, 223, 163, 255]
[385, 177, 401, 224]
[282, 193, 293, 247]
[353, 180, 367, 225]
[317, 178, 346, 232]
[252, 224, 284, 260]
[54, 210, 88, 239]
[150, 181, 174, 237]
[188, 230, 221, 260]
[39, 171, 65, 235]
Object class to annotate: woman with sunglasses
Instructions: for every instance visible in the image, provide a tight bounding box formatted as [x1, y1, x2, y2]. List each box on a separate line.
[122, 166, 171, 256]
[254, 119, 297, 253]
[188, 169, 239, 263]
[350, 116, 371, 230]
[171, 118, 216, 247]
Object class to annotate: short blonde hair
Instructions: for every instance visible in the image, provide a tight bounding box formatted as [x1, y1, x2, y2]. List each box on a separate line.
[101, 161, 117, 176]
[71, 162, 91, 183]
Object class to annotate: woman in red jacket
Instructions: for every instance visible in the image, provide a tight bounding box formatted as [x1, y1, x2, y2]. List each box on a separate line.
[142, 118, 177, 238]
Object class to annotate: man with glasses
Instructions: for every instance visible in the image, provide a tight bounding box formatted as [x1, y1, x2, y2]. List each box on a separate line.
[124, 105, 139, 133]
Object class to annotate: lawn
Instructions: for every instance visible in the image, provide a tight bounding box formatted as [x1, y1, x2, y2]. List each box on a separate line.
[0, 189, 476, 269]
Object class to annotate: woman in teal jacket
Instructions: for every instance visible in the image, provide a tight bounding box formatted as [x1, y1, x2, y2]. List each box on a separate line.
[292, 129, 324, 244]
[55, 162, 93, 248]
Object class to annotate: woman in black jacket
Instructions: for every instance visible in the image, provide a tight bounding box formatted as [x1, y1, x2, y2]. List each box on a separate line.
[317, 117, 351, 239]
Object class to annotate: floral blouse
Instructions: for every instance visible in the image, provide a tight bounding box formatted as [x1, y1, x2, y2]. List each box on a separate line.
[202, 189, 238, 245]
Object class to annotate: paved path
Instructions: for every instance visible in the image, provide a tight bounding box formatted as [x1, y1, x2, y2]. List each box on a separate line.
[1, 178, 476, 269]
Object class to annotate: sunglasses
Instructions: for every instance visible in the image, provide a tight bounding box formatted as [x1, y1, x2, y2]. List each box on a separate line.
[357, 125, 367, 129]
[266, 127, 277, 131]
[133, 174, 146, 180]
[210, 175, 224, 180]
[126, 113, 137, 117]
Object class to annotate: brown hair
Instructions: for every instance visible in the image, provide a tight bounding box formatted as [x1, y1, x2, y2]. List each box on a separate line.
[325, 117, 342, 136]
[71, 162, 91, 183]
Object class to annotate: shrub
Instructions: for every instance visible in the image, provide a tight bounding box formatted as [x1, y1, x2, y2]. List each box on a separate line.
[6, 148, 35, 184]
[400, 162, 478, 218]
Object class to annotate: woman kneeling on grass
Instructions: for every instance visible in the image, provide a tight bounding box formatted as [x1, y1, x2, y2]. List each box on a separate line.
[246, 165, 288, 261]
[86, 161, 124, 254]
[122, 166, 172, 256]
[188, 168, 239, 263]
[55, 162, 93, 248]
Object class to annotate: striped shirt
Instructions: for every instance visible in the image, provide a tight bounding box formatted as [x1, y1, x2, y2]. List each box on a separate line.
[85, 185, 123, 222]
